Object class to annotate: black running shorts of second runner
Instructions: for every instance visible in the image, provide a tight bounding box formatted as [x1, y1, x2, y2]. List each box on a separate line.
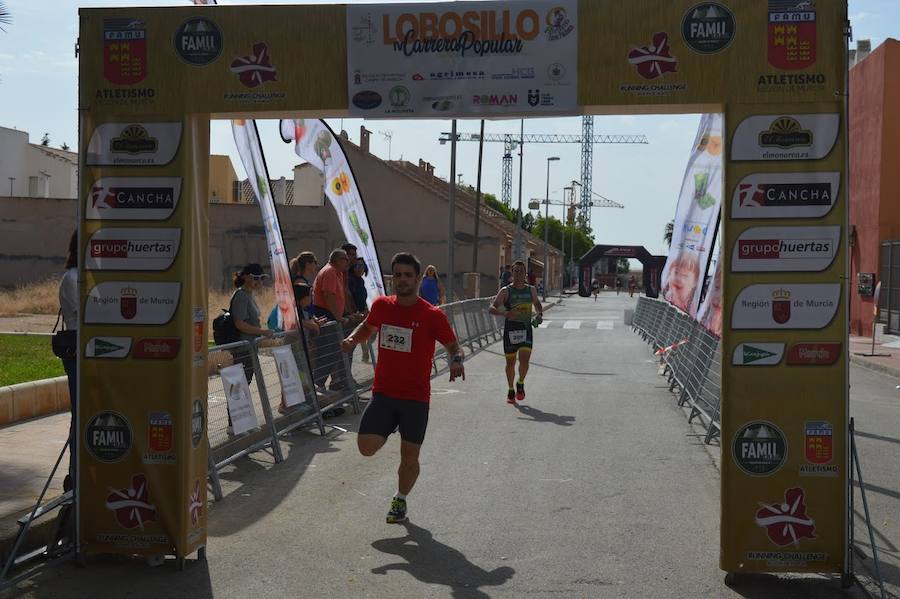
[503, 322, 533, 356]
[358, 393, 430, 444]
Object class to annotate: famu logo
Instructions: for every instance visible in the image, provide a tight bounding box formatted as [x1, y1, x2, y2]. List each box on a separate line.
[86, 336, 132, 359]
[759, 116, 812, 149]
[681, 2, 736, 54]
[733, 421, 787, 476]
[110, 124, 158, 154]
[732, 342, 784, 366]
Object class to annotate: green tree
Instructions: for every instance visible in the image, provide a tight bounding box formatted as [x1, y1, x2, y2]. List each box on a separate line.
[616, 258, 630, 274]
[664, 220, 674, 248]
[533, 215, 595, 267]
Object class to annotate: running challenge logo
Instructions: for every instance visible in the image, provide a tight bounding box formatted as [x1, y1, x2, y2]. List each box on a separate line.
[105, 474, 157, 530]
[755, 487, 816, 547]
[380, 8, 541, 57]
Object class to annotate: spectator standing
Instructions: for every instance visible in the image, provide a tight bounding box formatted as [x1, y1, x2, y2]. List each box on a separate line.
[231, 263, 275, 384]
[419, 264, 445, 306]
[348, 257, 372, 362]
[312, 249, 352, 391]
[56, 230, 78, 484]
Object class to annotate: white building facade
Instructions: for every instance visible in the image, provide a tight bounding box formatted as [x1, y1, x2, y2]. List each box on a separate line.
[0, 126, 78, 199]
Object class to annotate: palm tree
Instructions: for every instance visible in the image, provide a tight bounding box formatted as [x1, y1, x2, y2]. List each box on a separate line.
[663, 220, 674, 248]
[0, 3, 10, 32]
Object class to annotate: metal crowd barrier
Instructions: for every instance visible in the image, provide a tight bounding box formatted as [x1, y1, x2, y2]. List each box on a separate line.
[632, 296, 722, 445]
[204, 297, 504, 499]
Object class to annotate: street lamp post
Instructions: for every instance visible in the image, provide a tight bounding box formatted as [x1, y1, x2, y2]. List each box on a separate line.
[561, 185, 571, 291]
[543, 157, 559, 300]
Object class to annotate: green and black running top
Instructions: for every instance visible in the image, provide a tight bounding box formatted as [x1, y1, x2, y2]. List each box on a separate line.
[503, 284, 534, 328]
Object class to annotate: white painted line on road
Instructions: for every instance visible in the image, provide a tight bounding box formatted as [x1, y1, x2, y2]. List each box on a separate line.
[563, 320, 582, 329]
[539, 478, 573, 482]
[538, 321, 551, 329]
[596, 320, 614, 330]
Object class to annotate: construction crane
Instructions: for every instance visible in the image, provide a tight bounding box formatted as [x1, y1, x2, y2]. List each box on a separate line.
[438, 130, 648, 208]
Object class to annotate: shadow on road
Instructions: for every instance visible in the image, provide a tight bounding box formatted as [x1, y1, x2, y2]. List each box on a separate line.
[855, 429, 900, 447]
[723, 572, 859, 599]
[482, 349, 616, 377]
[371, 522, 514, 598]
[514, 404, 575, 426]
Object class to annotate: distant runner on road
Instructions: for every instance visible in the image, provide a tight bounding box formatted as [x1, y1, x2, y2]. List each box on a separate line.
[341, 252, 465, 524]
[489, 260, 543, 404]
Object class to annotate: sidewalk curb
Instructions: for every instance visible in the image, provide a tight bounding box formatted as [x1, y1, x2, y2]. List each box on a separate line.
[0, 377, 69, 427]
[849, 354, 900, 380]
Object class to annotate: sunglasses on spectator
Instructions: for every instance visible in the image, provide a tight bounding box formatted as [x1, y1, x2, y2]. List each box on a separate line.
[250, 274, 268, 280]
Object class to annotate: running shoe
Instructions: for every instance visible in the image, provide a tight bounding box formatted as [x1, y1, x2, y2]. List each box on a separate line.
[386, 496, 408, 524]
[507, 389, 516, 404]
[515, 382, 526, 402]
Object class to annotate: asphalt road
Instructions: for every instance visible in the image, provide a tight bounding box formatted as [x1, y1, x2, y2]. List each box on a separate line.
[7, 294, 873, 598]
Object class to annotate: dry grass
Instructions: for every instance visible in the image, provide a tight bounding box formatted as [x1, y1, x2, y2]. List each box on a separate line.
[0, 278, 61, 316]
[0, 280, 278, 338]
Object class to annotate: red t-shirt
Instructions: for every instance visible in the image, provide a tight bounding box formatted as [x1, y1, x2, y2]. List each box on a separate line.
[365, 295, 457, 403]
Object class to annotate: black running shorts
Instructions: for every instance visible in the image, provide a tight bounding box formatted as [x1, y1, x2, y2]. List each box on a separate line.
[358, 393, 430, 445]
[503, 324, 533, 356]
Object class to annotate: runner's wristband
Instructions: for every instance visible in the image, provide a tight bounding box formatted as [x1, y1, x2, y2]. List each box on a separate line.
[451, 354, 463, 364]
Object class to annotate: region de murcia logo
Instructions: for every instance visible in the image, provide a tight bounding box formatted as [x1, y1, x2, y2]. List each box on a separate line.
[771, 288, 791, 324]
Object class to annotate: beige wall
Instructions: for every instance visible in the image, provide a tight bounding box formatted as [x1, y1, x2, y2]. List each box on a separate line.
[0, 197, 79, 286]
[209, 154, 238, 203]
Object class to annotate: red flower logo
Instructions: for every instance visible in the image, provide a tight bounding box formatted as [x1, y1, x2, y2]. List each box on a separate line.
[628, 32, 678, 80]
[230, 43, 277, 88]
[105, 474, 157, 530]
[755, 487, 816, 547]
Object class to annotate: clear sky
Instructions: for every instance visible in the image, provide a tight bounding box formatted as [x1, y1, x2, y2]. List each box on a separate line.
[1, 0, 896, 256]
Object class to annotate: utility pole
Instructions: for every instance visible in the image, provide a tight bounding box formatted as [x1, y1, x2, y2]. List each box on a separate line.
[448, 120, 457, 302]
[514, 119, 525, 262]
[543, 157, 559, 300]
[472, 120, 485, 274]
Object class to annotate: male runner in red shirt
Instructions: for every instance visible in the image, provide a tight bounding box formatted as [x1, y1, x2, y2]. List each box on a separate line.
[341, 252, 465, 523]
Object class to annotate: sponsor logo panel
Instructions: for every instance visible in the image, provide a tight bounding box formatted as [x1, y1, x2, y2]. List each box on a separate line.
[86, 177, 181, 221]
[85, 337, 132, 359]
[733, 421, 787, 475]
[134, 337, 181, 359]
[681, 2, 736, 54]
[787, 342, 841, 366]
[143, 412, 176, 465]
[801, 420, 838, 476]
[732, 283, 840, 329]
[174, 17, 223, 66]
[84, 281, 181, 325]
[105, 473, 157, 529]
[732, 226, 840, 272]
[621, 32, 688, 97]
[731, 114, 839, 161]
[85, 411, 132, 463]
[86, 122, 182, 167]
[732, 343, 784, 366]
[732, 172, 839, 219]
[768, 0, 816, 70]
[754, 487, 817, 547]
[85, 228, 181, 271]
[103, 18, 147, 85]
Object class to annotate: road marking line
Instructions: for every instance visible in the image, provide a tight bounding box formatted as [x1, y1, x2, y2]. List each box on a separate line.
[563, 320, 582, 329]
[596, 320, 614, 330]
[538, 321, 551, 329]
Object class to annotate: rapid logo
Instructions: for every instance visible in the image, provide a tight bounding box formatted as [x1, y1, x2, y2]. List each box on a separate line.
[759, 116, 812, 149]
[801, 421, 837, 476]
[732, 172, 839, 219]
[85, 336, 132, 359]
[86, 177, 181, 221]
[174, 17, 223, 66]
[103, 18, 147, 85]
[628, 32, 678, 80]
[105, 474, 157, 530]
[681, 2, 736, 54]
[230, 43, 277, 88]
[755, 487, 816, 547]
[787, 342, 841, 366]
[733, 421, 787, 475]
[732, 343, 784, 366]
[85, 411, 132, 463]
[768, 0, 816, 71]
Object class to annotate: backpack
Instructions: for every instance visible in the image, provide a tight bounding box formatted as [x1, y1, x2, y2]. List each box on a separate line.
[212, 293, 241, 345]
